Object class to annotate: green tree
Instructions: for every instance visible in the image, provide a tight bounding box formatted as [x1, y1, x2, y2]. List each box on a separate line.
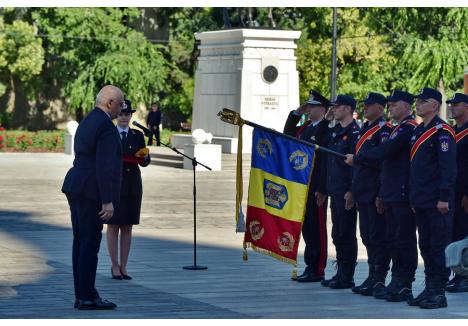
[32, 8, 172, 119]
[0, 15, 45, 127]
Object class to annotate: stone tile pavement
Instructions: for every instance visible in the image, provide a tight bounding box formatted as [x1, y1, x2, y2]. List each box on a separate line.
[0, 151, 467, 318]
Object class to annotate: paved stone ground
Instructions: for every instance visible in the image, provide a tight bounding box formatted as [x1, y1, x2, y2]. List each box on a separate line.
[0, 150, 467, 318]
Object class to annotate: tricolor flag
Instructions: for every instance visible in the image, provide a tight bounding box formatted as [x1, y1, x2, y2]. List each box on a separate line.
[244, 127, 316, 265]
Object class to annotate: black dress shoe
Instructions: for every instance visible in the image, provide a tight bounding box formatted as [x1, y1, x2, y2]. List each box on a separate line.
[121, 273, 132, 280]
[111, 268, 123, 280]
[296, 273, 324, 283]
[77, 298, 117, 310]
[120, 268, 132, 280]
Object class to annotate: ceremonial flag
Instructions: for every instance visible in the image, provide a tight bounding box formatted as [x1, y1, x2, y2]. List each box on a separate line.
[244, 127, 316, 265]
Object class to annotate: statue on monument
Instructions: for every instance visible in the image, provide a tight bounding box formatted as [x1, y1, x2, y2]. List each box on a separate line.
[222, 8, 277, 28]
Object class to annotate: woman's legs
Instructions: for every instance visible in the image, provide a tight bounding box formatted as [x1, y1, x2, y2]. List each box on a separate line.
[106, 224, 122, 276]
[119, 225, 133, 275]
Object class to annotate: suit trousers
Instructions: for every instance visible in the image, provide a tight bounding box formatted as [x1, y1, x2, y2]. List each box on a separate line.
[358, 202, 390, 273]
[302, 196, 328, 276]
[415, 207, 453, 282]
[384, 202, 418, 280]
[330, 194, 357, 263]
[67, 194, 103, 300]
[452, 192, 468, 242]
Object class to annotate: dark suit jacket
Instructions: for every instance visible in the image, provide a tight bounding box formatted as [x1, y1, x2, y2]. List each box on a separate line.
[62, 107, 122, 207]
[120, 128, 150, 197]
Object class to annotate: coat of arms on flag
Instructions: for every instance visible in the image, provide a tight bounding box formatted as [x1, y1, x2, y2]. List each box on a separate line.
[243, 127, 316, 265]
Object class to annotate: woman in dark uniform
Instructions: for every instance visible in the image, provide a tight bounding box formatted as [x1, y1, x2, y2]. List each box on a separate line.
[105, 99, 150, 280]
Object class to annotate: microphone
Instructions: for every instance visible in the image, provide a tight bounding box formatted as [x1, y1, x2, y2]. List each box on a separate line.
[132, 121, 153, 137]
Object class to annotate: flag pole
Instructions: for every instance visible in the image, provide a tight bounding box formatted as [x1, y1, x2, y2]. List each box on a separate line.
[217, 108, 346, 159]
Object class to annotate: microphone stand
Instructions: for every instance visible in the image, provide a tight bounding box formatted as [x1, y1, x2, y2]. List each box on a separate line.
[142, 129, 211, 271]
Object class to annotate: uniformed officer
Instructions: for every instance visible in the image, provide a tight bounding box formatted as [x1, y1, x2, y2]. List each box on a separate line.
[105, 99, 151, 280]
[321, 94, 360, 289]
[284, 90, 330, 282]
[345, 90, 418, 302]
[446, 92, 468, 293]
[407, 87, 457, 309]
[346, 92, 392, 297]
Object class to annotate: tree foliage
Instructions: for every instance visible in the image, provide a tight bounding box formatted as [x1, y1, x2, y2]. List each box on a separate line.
[0, 16, 45, 97]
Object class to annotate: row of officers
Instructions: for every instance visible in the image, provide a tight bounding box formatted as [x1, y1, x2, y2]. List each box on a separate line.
[283, 88, 468, 309]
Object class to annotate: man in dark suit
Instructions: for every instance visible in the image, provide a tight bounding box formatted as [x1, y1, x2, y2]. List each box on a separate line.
[62, 85, 124, 310]
[146, 103, 162, 146]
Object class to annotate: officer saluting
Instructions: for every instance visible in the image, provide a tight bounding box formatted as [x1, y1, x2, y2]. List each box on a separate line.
[407, 87, 457, 309]
[283, 91, 331, 282]
[349, 92, 392, 298]
[446, 92, 468, 292]
[345, 90, 419, 302]
[321, 95, 360, 289]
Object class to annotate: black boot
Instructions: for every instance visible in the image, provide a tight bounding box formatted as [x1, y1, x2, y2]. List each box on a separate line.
[321, 262, 341, 287]
[352, 264, 374, 294]
[446, 275, 468, 293]
[371, 265, 389, 299]
[407, 278, 430, 306]
[329, 262, 355, 289]
[419, 279, 447, 309]
[386, 276, 414, 302]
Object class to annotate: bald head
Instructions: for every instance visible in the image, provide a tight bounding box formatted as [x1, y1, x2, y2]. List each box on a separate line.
[95, 85, 124, 119]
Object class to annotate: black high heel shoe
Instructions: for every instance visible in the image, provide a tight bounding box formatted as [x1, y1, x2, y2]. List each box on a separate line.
[111, 268, 123, 280]
[120, 268, 132, 280]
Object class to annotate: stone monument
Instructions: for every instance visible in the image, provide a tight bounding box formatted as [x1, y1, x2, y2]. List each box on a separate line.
[172, 28, 302, 153]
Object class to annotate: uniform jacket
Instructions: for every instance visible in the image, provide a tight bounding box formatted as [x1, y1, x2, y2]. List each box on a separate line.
[409, 115, 457, 208]
[120, 128, 151, 197]
[455, 122, 468, 197]
[351, 117, 392, 203]
[62, 108, 122, 206]
[354, 115, 417, 203]
[326, 120, 360, 196]
[146, 111, 162, 128]
[283, 111, 330, 194]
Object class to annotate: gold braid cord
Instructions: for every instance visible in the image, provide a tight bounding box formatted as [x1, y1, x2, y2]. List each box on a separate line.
[217, 109, 246, 240]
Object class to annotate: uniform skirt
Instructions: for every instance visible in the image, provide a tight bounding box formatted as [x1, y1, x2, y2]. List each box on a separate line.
[106, 195, 142, 225]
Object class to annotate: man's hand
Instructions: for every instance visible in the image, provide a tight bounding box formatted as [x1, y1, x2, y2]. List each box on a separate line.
[99, 202, 114, 221]
[436, 201, 449, 215]
[344, 191, 354, 210]
[294, 104, 308, 116]
[461, 195, 468, 213]
[344, 154, 354, 166]
[375, 197, 385, 215]
[316, 192, 327, 207]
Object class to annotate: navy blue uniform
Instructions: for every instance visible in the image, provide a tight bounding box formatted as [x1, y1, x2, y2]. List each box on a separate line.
[106, 128, 150, 225]
[147, 110, 162, 146]
[326, 120, 360, 267]
[284, 112, 329, 277]
[410, 115, 457, 283]
[453, 122, 468, 241]
[354, 116, 418, 283]
[352, 118, 392, 279]
[62, 108, 122, 301]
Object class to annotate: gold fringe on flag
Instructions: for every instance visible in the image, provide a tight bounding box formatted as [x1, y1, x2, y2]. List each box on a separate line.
[245, 242, 297, 266]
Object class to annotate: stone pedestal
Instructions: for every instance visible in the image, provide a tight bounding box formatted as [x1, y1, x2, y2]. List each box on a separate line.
[64, 121, 79, 155]
[183, 143, 222, 171]
[188, 28, 301, 153]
